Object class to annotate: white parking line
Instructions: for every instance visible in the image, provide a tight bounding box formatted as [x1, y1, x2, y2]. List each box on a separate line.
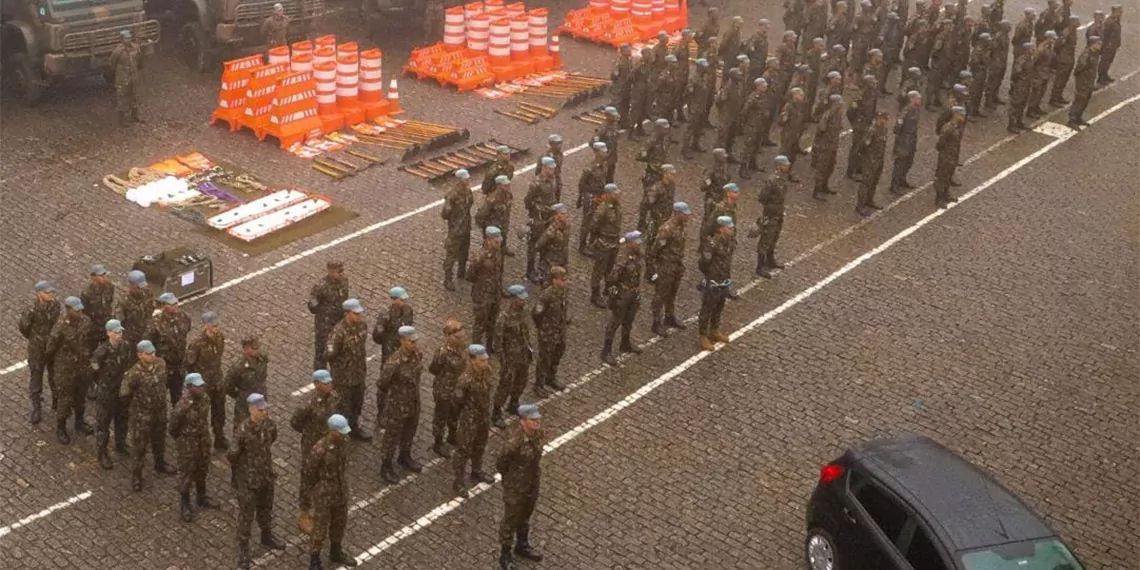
[0, 491, 93, 539]
[345, 92, 1140, 568]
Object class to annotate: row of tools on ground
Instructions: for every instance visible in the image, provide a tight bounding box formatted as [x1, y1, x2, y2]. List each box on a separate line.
[400, 140, 528, 181]
[312, 119, 470, 179]
[495, 74, 611, 124]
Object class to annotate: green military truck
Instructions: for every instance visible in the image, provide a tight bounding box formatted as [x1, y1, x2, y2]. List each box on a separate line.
[1, 0, 159, 104]
[145, 0, 324, 72]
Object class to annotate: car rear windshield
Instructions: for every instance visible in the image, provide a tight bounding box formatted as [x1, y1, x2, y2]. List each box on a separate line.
[960, 539, 1084, 570]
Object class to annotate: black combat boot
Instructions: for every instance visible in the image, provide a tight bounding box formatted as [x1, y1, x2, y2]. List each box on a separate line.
[601, 338, 618, 366]
[180, 492, 194, 522]
[260, 528, 286, 550]
[652, 317, 668, 336]
[514, 526, 544, 561]
[197, 482, 220, 509]
[664, 314, 686, 329]
[330, 543, 358, 566]
[590, 286, 606, 308]
[308, 553, 325, 570]
[471, 469, 495, 484]
[443, 271, 456, 291]
[98, 449, 114, 470]
[74, 409, 93, 435]
[398, 453, 423, 473]
[546, 372, 565, 391]
[380, 459, 401, 485]
[29, 399, 42, 425]
[56, 420, 71, 445]
[768, 249, 786, 269]
[738, 163, 752, 180]
[619, 333, 642, 354]
[237, 541, 252, 570]
[433, 436, 452, 458]
[453, 478, 470, 498]
[155, 455, 178, 475]
[131, 467, 144, 491]
[499, 545, 516, 570]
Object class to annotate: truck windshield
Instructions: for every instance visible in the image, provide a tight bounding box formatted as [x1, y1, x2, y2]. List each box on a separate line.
[960, 539, 1084, 570]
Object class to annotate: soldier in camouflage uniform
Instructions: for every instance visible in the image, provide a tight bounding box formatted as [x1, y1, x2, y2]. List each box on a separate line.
[46, 296, 93, 444]
[738, 78, 775, 179]
[121, 340, 177, 491]
[592, 108, 621, 183]
[108, 30, 143, 125]
[309, 261, 349, 370]
[481, 145, 515, 195]
[846, 75, 880, 179]
[291, 370, 340, 512]
[682, 59, 716, 159]
[655, 55, 684, 124]
[897, 67, 925, 110]
[452, 344, 496, 497]
[377, 326, 424, 485]
[442, 169, 474, 291]
[305, 414, 358, 569]
[496, 403, 545, 570]
[812, 93, 846, 200]
[532, 267, 569, 398]
[185, 310, 227, 450]
[525, 158, 559, 282]
[230, 393, 285, 569]
[19, 280, 59, 424]
[145, 292, 191, 406]
[701, 183, 739, 254]
[714, 68, 746, 162]
[698, 217, 737, 350]
[775, 30, 799, 95]
[261, 3, 289, 48]
[1006, 43, 1034, 133]
[699, 148, 732, 214]
[1067, 36, 1101, 129]
[745, 19, 771, 84]
[927, 19, 955, 109]
[753, 156, 791, 278]
[601, 232, 645, 366]
[225, 336, 268, 438]
[536, 134, 564, 202]
[492, 285, 534, 429]
[90, 319, 132, 468]
[890, 91, 923, 194]
[671, 29, 695, 121]
[115, 269, 154, 356]
[476, 175, 516, 257]
[577, 143, 609, 253]
[627, 49, 656, 139]
[325, 299, 371, 441]
[649, 203, 691, 336]
[372, 286, 414, 367]
[1025, 31, 1057, 118]
[935, 107, 965, 208]
[856, 111, 891, 216]
[467, 227, 505, 352]
[588, 184, 624, 309]
[428, 320, 466, 458]
[171, 373, 218, 522]
[777, 87, 809, 180]
[81, 264, 114, 350]
[535, 204, 571, 287]
[695, 6, 721, 53]
[611, 45, 634, 125]
[984, 21, 1012, 108]
[828, 3, 852, 53]
[1097, 6, 1121, 86]
[636, 119, 670, 210]
[641, 164, 677, 279]
[1049, 16, 1080, 106]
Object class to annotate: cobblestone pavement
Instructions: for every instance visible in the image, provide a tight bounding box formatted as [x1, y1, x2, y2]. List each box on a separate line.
[0, 0, 1136, 567]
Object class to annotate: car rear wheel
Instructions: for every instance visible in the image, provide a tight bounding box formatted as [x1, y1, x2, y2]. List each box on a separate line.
[5, 52, 44, 106]
[178, 21, 209, 73]
[804, 528, 840, 570]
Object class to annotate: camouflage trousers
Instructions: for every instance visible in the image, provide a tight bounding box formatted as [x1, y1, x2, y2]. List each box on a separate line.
[577, 200, 597, 249]
[95, 387, 127, 453]
[313, 320, 334, 370]
[432, 395, 458, 444]
[605, 292, 640, 341]
[812, 146, 839, 193]
[309, 502, 348, 554]
[590, 247, 618, 291]
[1007, 83, 1029, 128]
[1027, 73, 1052, 111]
[534, 336, 565, 388]
[756, 215, 785, 258]
[985, 60, 1008, 105]
[207, 386, 227, 443]
[890, 151, 915, 189]
[56, 367, 88, 426]
[177, 433, 210, 493]
[651, 265, 683, 321]
[165, 363, 185, 406]
[493, 356, 531, 414]
[1050, 60, 1075, 103]
[443, 231, 471, 280]
[116, 82, 138, 120]
[858, 161, 885, 208]
[380, 410, 419, 462]
[236, 480, 275, 543]
[1069, 86, 1093, 123]
[452, 417, 490, 480]
[698, 285, 729, 337]
[335, 383, 366, 434]
[499, 488, 539, 546]
[1098, 47, 1117, 80]
[130, 412, 168, 472]
[933, 159, 957, 204]
[471, 300, 500, 353]
[26, 345, 56, 408]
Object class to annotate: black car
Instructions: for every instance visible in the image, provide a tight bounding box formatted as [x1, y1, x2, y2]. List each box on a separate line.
[803, 435, 1085, 570]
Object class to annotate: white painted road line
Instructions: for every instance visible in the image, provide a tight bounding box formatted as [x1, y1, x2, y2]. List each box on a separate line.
[345, 93, 1140, 568]
[0, 491, 93, 539]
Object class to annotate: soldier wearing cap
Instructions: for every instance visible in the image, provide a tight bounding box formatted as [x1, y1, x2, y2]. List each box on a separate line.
[1068, 36, 1101, 129]
[442, 170, 474, 291]
[225, 335, 269, 437]
[611, 45, 635, 124]
[656, 54, 686, 124]
[46, 296, 93, 444]
[860, 48, 885, 92]
[802, 0, 828, 52]
[261, 2, 289, 48]
[847, 74, 879, 180]
[536, 134, 564, 202]
[702, 183, 739, 253]
[481, 145, 514, 195]
[81, 264, 114, 352]
[90, 319, 132, 468]
[1049, 16, 1080, 106]
[896, 65, 923, 109]
[714, 67, 747, 162]
[927, 19, 955, 108]
[1026, 30, 1058, 118]
[699, 148, 733, 213]
[683, 59, 716, 158]
[739, 78, 775, 179]
[325, 299, 371, 440]
[984, 21, 1012, 108]
[753, 155, 791, 278]
[696, 6, 721, 53]
[452, 343, 496, 497]
[653, 30, 670, 67]
[935, 106, 966, 208]
[476, 174, 516, 257]
[492, 285, 534, 428]
[966, 33, 992, 117]
[1086, 10, 1105, 45]
[849, 3, 876, 77]
[814, 68, 844, 122]
[671, 29, 694, 119]
[20, 280, 60, 424]
[121, 339, 177, 491]
[1007, 41, 1035, 133]
[1036, 0, 1060, 42]
[1097, 5, 1121, 85]
[592, 108, 621, 183]
[638, 118, 670, 192]
[902, 15, 932, 73]
[525, 157, 559, 282]
[812, 93, 846, 200]
[1013, 8, 1036, 57]
[627, 48, 656, 139]
[827, 3, 851, 53]
[856, 111, 891, 216]
[496, 403, 545, 569]
[426, 320, 465, 458]
[171, 372, 218, 522]
[309, 261, 349, 369]
[304, 414, 358, 569]
[291, 369, 340, 511]
[144, 291, 191, 405]
[777, 86, 808, 180]
[588, 183, 624, 309]
[698, 216, 737, 350]
[1056, 0, 1073, 31]
[108, 28, 142, 125]
[890, 91, 923, 194]
[601, 231, 645, 365]
[649, 203, 691, 336]
[641, 164, 677, 277]
[880, 14, 906, 90]
[467, 227, 505, 352]
[577, 143, 609, 252]
[719, 15, 744, 62]
[373, 286, 414, 366]
[186, 310, 227, 450]
[115, 269, 155, 352]
[532, 267, 569, 397]
[535, 204, 571, 286]
[377, 325, 424, 485]
[230, 392, 284, 568]
[745, 20, 770, 84]
[803, 38, 826, 105]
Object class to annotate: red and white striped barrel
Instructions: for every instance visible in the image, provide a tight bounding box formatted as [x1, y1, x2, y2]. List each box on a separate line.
[483, 0, 503, 10]
[291, 53, 314, 73]
[488, 17, 511, 65]
[314, 46, 336, 66]
[268, 46, 290, 65]
[337, 42, 358, 59]
[589, 0, 609, 10]
[509, 13, 529, 60]
[505, 1, 525, 16]
[359, 48, 384, 102]
[631, 0, 651, 23]
[650, 0, 665, 20]
[291, 40, 313, 60]
[314, 61, 338, 114]
[610, 0, 630, 15]
[467, 13, 491, 51]
[444, 7, 466, 50]
[314, 35, 336, 49]
[464, 1, 483, 19]
[336, 53, 360, 107]
[528, 9, 548, 54]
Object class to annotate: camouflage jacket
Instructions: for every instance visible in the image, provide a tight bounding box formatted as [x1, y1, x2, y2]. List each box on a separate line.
[536, 148, 563, 196]
[226, 353, 269, 420]
[759, 174, 788, 218]
[377, 346, 423, 419]
[145, 310, 191, 366]
[305, 433, 350, 506]
[467, 246, 504, 305]
[46, 313, 93, 371]
[814, 104, 846, 152]
[290, 389, 341, 455]
[524, 177, 557, 227]
[325, 318, 368, 386]
[495, 302, 534, 362]
[649, 217, 686, 273]
[81, 281, 115, 347]
[170, 390, 210, 445]
[441, 179, 474, 236]
[496, 424, 544, 494]
[577, 162, 607, 208]
[474, 186, 513, 230]
[115, 288, 155, 344]
[643, 179, 675, 226]
[779, 99, 808, 141]
[861, 122, 890, 167]
[19, 298, 60, 350]
[481, 160, 515, 195]
[589, 197, 623, 251]
[261, 13, 289, 47]
[120, 357, 168, 420]
[90, 339, 133, 399]
[535, 219, 570, 269]
[701, 232, 737, 282]
[532, 284, 569, 343]
[229, 417, 278, 490]
[454, 364, 494, 425]
[372, 302, 414, 355]
[428, 343, 467, 402]
[607, 249, 643, 292]
[308, 276, 350, 329]
[702, 199, 738, 239]
[185, 330, 226, 388]
[699, 163, 732, 204]
[108, 41, 141, 86]
[591, 124, 619, 163]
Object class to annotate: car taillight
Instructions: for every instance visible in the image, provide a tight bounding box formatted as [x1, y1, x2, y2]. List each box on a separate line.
[819, 463, 844, 485]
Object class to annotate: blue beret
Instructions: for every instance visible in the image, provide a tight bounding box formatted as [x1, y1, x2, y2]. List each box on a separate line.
[157, 292, 178, 305]
[89, 264, 108, 276]
[774, 155, 791, 166]
[63, 296, 84, 311]
[717, 216, 735, 228]
[455, 168, 470, 179]
[389, 286, 409, 300]
[754, 78, 768, 87]
[548, 134, 563, 143]
[495, 175, 510, 185]
[496, 145, 511, 154]
[541, 156, 557, 167]
[951, 106, 966, 114]
[604, 106, 618, 114]
[829, 93, 843, 102]
[127, 270, 148, 286]
[654, 118, 670, 127]
[826, 71, 841, 79]
[696, 58, 709, 67]
[712, 148, 728, 157]
[724, 182, 740, 193]
[201, 310, 219, 324]
[673, 202, 692, 215]
[342, 298, 364, 313]
[468, 344, 489, 359]
[665, 55, 678, 62]
[661, 164, 676, 173]
[517, 404, 541, 419]
[624, 230, 643, 243]
[604, 183, 619, 193]
[552, 203, 570, 214]
[1044, 30, 1057, 39]
[507, 284, 528, 299]
[34, 280, 55, 293]
[184, 373, 205, 387]
[398, 325, 417, 340]
[313, 369, 333, 383]
[592, 141, 608, 151]
[137, 340, 156, 353]
[485, 226, 503, 239]
[105, 319, 124, 333]
[736, 54, 749, 62]
[328, 414, 350, 433]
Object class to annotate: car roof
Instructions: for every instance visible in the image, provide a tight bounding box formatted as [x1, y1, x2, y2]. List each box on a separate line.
[847, 435, 1056, 552]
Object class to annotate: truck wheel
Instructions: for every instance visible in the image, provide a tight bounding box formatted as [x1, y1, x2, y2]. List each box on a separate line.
[5, 52, 44, 106]
[178, 21, 209, 73]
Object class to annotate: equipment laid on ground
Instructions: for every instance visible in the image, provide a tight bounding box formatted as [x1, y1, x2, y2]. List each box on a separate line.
[574, 106, 608, 124]
[514, 73, 609, 104]
[557, 0, 687, 47]
[132, 247, 214, 299]
[400, 140, 527, 181]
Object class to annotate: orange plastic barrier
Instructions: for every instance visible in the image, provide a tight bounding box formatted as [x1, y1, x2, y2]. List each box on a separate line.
[238, 63, 289, 137]
[556, 0, 686, 46]
[262, 70, 324, 148]
[211, 54, 264, 132]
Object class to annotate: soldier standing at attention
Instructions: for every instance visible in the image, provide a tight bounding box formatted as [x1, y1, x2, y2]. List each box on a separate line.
[1025, 30, 1057, 118]
[121, 340, 178, 491]
[593, 108, 621, 183]
[699, 148, 732, 213]
[496, 403, 545, 570]
[846, 75, 879, 180]
[261, 3, 289, 48]
[532, 267, 569, 397]
[45, 296, 93, 444]
[80, 264, 115, 352]
[890, 91, 923, 195]
[698, 217, 737, 351]
[897, 67, 925, 112]
[648, 203, 691, 336]
[452, 344, 496, 497]
[525, 158, 559, 283]
[816, 69, 845, 124]
[424, 0, 444, 43]
[984, 21, 1012, 109]
[745, 19, 771, 84]
[577, 143, 609, 254]
[588, 184, 624, 309]
[476, 175, 515, 257]
[1006, 42, 1035, 133]
[777, 87, 809, 180]
[812, 94, 846, 201]
[291, 370, 340, 512]
[19, 280, 59, 424]
[934, 106, 965, 208]
[185, 310, 227, 450]
[171, 373, 218, 522]
[230, 393, 285, 569]
[90, 319, 132, 469]
[467, 227, 505, 352]
[627, 49, 656, 140]
[754, 155, 791, 278]
[108, 29, 142, 125]
[428, 320, 466, 458]
[442, 170, 474, 291]
[537, 134, 564, 202]
[856, 111, 891, 216]
[535, 204, 571, 288]
[738, 78, 775, 180]
[225, 336, 268, 438]
[637, 119, 670, 203]
[966, 33, 992, 118]
[601, 232, 645, 366]
[1012, 8, 1036, 57]
[145, 292, 191, 405]
[492, 285, 534, 428]
[682, 59, 715, 159]
[115, 270, 153, 355]
[701, 183, 739, 254]
[372, 286, 414, 365]
[481, 145, 515, 195]
[696, 6, 722, 54]
[309, 261, 349, 370]
[1067, 36, 1101, 129]
[377, 326, 424, 485]
[325, 299, 371, 441]
[611, 45, 634, 125]
[1049, 16, 1080, 106]
[1097, 5, 1121, 86]
[305, 414, 358, 570]
[642, 164, 677, 280]
[714, 68, 747, 163]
